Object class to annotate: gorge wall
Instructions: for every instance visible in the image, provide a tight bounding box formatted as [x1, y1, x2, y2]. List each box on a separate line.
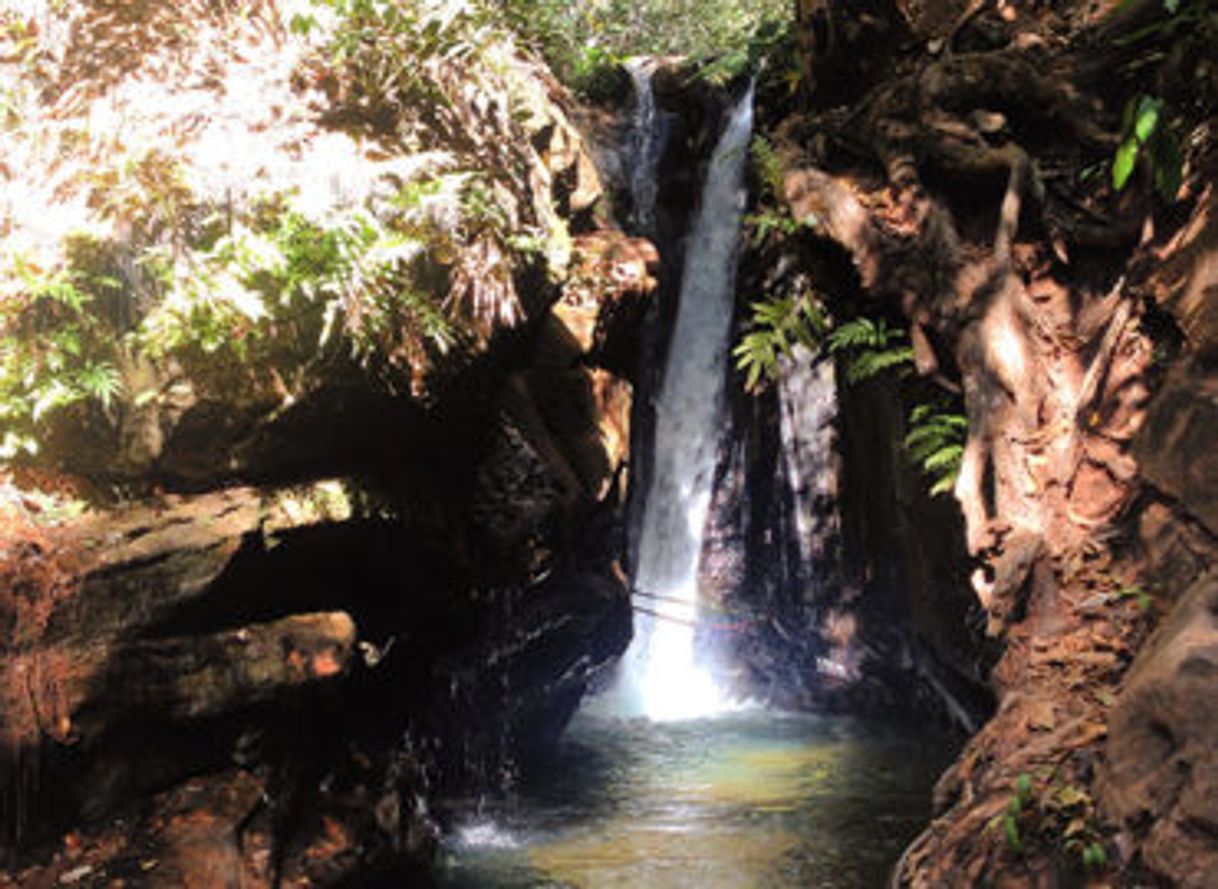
[761, 0, 1218, 883]
[0, 3, 653, 884]
[4, 0, 1218, 886]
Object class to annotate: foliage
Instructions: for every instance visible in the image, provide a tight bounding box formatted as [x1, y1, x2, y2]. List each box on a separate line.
[998, 772, 1035, 853]
[905, 403, 967, 498]
[0, 257, 123, 458]
[293, 0, 503, 123]
[735, 295, 966, 498]
[0, 0, 580, 459]
[990, 771, 1109, 873]
[733, 305, 916, 390]
[1104, 583, 1154, 611]
[1112, 94, 1183, 201]
[751, 135, 786, 200]
[746, 210, 804, 246]
[136, 178, 478, 373]
[500, 0, 792, 93]
[1108, 0, 1217, 195]
[825, 317, 914, 385]
[733, 294, 828, 392]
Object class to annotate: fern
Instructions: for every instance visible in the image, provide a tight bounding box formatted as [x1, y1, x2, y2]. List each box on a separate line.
[733, 294, 828, 392]
[826, 317, 885, 351]
[751, 135, 785, 199]
[904, 402, 968, 497]
[842, 344, 914, 384]
[76, 362, 123, 409]
[826, 317, 913, 384]
[745, 210, 801, 246]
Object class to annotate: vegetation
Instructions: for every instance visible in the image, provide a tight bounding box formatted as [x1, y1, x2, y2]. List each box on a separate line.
[1112, 94, 1183, 200]
[824, 317, 914, 386]
[904, 403, 968, 498]
[0, 0, 578, 461]
[736, 131, 966, 497]
[991, 771, 1109, 873]
[501, 0, 792, 93]
[0, 258, 123, 458]
[735, 293, 967, 495]
[734, 294, 828, 391]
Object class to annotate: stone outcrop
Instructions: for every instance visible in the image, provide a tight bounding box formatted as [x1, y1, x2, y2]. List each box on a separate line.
[0, 4, 654, 884]
[1099, 573, 1218, 888]
[1093, 148, 1218, 888]
[764, 0, 1217, 883]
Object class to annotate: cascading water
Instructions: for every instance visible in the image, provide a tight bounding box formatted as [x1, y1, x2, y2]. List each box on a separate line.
[440, 73, 958, 889]
[593, 80, 756, 722]
[624, 58, 664, 236]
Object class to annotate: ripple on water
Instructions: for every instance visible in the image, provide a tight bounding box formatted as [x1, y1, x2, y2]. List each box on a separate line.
[439, 710, 956, 889]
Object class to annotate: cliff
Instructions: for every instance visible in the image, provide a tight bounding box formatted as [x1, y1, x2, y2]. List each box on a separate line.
[0, 1, 650, 884]
[762, 0, 1218, 883]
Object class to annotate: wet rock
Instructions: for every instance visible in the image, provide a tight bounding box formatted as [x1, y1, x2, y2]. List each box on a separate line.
[473, 386, 628, 570]
[1099, 573, 1218, 887]
[0, 483, 368, 850]
[423, 566, 631, 782]
[541, 232, 659, 372]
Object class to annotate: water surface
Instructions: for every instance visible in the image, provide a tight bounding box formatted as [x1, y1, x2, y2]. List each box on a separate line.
[439, 709, 952, 888]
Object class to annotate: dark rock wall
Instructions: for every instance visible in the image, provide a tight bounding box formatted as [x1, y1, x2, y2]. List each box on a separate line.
[1096, 150, 1218, 889]
[2, 77, 654, 888]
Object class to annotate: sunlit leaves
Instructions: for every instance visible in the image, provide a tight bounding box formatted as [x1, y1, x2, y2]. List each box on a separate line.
[825, 317, 914, 385]
[751, 135, 785, 200]
[1112, 94, 1184, 201]
[0, 255, 126, 446]
[501, 0, 792, 95]
[733, 294, 827, 392]
[905, 404, 967, 497]
[1111, 139, 1139, 192]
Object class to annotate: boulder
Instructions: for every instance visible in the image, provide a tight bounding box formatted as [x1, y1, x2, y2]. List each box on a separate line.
[1134, 360, 1218, 539]
[1098, 573, 1218, 887]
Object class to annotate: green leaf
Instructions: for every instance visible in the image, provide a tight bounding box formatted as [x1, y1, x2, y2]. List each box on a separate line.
[77, 362, 123, 409]
[922, 443, 964, 473]
[1082, 841, 1107, 869]
[1016, 773, 1033, 804]
[1164, 0, 1180, 14]
[928, 474, 957, 498]
[1004, 813, 1022, 852]
[1134, 95, 1162, 144]
[845, 345, 914, 383]
[1113, 138, 1139, 191]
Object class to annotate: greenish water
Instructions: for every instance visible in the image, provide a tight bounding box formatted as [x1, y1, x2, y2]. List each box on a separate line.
[438, 709, 953, 889]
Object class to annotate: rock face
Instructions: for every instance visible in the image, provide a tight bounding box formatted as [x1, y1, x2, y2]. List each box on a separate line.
[0, 4, 654, 884]
[1099, 574, 1218, 888]
[1135, 361, 1218, 537]
[1134, 179, 1218, 540]
[764, 0, 1218, 883]
[1094, 152, 1218, 888]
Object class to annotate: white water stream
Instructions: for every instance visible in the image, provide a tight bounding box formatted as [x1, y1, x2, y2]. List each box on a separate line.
[591, 79, 756, 722]
[438, 74, 955, 889]
[624, 59, 664, 236]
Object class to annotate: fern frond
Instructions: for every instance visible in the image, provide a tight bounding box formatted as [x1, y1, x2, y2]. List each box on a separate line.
[922, 443, 964, 474]
[844, 345, 913, 384]
[929, 473, 958, 498]
[904, 402, 967, 497]
[827, 317, 880, 352]
[76, 362, 124, 409]
[733, 292, 828, 393]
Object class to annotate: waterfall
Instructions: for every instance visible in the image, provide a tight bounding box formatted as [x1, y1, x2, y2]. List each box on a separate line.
[624, 59, 664, 236]
[593, 80, 756, 722]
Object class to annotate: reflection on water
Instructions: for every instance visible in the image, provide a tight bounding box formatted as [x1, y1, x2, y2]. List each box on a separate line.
[438, 710, 953, 888]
